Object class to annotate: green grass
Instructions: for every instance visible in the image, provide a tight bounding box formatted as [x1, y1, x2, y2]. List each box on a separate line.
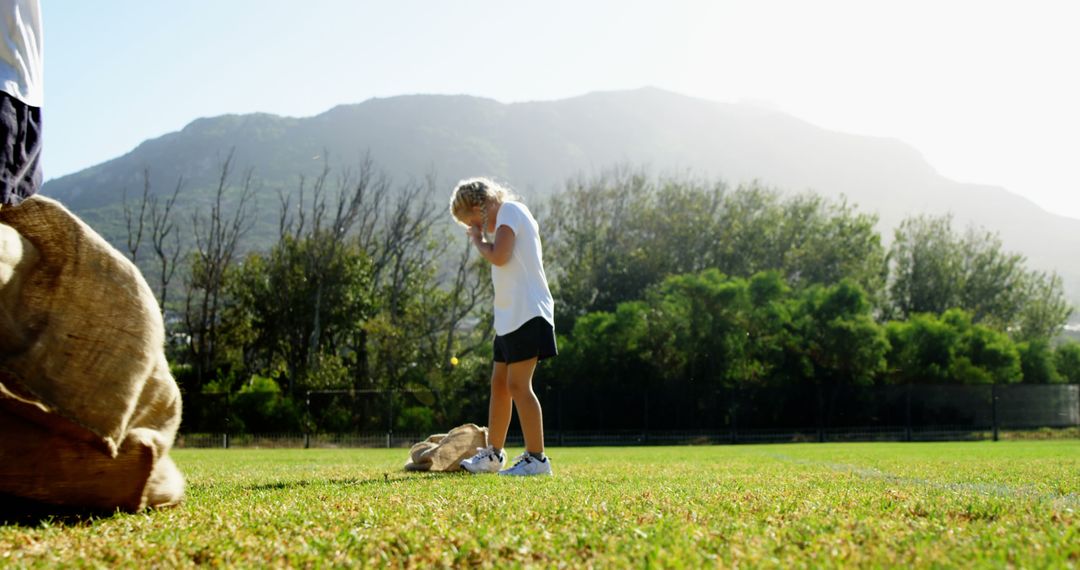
[2, 442, 1078, 568]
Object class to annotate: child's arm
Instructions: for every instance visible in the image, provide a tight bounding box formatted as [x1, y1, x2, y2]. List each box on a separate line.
[469, 224, 515, 266]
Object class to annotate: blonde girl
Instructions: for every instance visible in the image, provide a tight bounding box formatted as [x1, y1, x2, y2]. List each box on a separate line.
[450, 178, 556, 476]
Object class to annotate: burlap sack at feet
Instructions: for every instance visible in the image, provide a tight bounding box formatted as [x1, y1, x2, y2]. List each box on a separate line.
[404, 423, 487, 472]
[0, 196, 184, 512]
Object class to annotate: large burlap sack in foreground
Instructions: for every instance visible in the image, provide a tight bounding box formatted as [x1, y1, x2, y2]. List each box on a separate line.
[0, 196, 184, 512]
[404, 424, 487, 472]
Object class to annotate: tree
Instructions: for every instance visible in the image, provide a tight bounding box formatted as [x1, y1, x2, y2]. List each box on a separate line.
[149, 175, 184, 315]
[258, 155, 388, 396]
[1013, 271, 1073, 342]
[121, 169, 186, 315]
[777, 194, 886, 305]
[884, 309, 1021, 385]
[887, 215, 965, 320]
[122, 169, 151, 263]
[940, 309, 1021, 385]
[957, 227, 1026, 328]
[887, 214, 1073, 340]
[1054, 341, 1080, 384]
[231, 234, 374, 396]
[363, 176, 443, 391]
[885, 314, 959, 385]
[183, 149, 505, 431]
[648, 269, 754, 386]
[546, 172, 887, 332]
[743, 271, 796, 386]
[413, 237, 494, 424]
[1017, 339, 1062, 384]
[561, 300, 651, 388]
[792, 280, 889, 386]
[545, 169, 656, 331]
[183, 150, 257, 393]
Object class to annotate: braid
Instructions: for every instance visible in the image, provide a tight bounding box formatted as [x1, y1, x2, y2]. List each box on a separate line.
[450, 177, 518, 232]
[480, 198, 489, 238]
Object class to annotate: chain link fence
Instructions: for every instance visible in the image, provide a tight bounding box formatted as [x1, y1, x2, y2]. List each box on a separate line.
[177, 384, 1079, 448]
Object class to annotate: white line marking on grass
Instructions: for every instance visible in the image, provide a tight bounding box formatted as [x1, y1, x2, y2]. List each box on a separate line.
[764, 453, 1080, 513]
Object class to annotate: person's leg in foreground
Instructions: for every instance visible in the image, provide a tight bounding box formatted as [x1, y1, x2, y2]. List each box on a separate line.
[498, 356, 552, 476]
[461, 362, 510, 473]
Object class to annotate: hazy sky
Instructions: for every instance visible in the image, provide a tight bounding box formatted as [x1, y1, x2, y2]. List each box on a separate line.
[43, 1, 1080, 219]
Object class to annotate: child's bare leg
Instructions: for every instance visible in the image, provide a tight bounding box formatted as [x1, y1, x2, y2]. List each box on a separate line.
[487, 362, 512, 449]
[507, 357, 544, 454]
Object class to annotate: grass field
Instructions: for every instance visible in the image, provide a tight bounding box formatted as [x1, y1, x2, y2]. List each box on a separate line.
[2, 441, 1078, 568]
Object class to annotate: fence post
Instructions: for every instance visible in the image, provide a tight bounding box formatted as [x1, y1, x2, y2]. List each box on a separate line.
[305, 390, 312, 450]
[557, 387, 564, 446]
[643, 390, 650, 444]
[387, 389, 394, 439]
[992, 384, 999, 442]
[905, 384, 912, 442]
[386, 385, 396, 449]
[730, 388, 738, 445]
[816, 385, 825, 443]
[224, 393, 231, 449]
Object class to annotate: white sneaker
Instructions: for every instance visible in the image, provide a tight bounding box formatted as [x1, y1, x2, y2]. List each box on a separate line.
[460, 445, 506, 474]
[498, 453, 553, 476]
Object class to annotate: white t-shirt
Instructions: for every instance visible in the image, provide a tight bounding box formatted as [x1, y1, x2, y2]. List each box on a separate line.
[491, 201, 555, 335]
[0, 0, 43, 107]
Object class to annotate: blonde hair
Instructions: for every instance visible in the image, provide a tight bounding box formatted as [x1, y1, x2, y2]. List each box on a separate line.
[449, 177, 518, 229]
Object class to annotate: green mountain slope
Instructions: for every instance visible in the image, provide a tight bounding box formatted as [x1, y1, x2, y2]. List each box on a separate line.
[41, 87, 1080, 304]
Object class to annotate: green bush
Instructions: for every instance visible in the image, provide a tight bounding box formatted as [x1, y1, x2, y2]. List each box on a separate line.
[313, 401, 355, 433]
[1018, 339, 1062, 384]
[229, 377, 304, 432]
[395, 406, 436, 433]
[1054, 341, 1080, 384]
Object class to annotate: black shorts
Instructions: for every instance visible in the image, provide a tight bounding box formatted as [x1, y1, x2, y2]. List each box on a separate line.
[0, 91, 42, 207]
[493, 316, 558, 364]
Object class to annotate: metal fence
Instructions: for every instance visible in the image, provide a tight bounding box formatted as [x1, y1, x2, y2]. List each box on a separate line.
[177, 383, 1079, 447]
[546, 383, 1079, 433]
[175, 427, 1080, 449]
[177, 432, 423, 449]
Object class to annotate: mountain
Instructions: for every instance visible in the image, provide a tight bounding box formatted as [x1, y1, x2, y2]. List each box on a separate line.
[41, 87, 1080, 304]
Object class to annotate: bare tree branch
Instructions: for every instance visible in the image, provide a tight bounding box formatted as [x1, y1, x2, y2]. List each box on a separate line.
[184, 148, 258, 391]
[150, 174, 184, 315]
[122, 169, 151, 262]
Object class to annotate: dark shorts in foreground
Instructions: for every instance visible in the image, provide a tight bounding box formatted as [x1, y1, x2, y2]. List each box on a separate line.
[0, 91, 42, 206]
[493, 316, 558, 364]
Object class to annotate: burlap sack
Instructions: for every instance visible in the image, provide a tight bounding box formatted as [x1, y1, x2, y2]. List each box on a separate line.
[0, 196, 184, 512]
[404, 423, 488, 472]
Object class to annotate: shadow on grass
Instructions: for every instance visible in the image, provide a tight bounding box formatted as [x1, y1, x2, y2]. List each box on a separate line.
[246, 471, 468, 492]
[0, 493, 119, 528]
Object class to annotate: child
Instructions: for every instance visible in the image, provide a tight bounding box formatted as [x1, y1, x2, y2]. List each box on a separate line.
[450, 178, 556, 476]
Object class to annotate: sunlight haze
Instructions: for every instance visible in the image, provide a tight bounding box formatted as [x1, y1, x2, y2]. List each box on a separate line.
[43, 0, 1080, 218]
